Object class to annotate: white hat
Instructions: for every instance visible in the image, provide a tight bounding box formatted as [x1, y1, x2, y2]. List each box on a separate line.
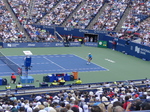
[83, 104, 88, 112]
[71, 90, 74, 93]
[80, 98, 85, 101]
[37, 101, 41, 105]
[89, 91, 94, 96]
[53, 96, 59, 100]
[102, 96, 110, 105]
[97, 88, 103, 92]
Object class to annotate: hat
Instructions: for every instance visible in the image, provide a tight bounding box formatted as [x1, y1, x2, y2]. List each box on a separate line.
[43, 102, 48, 107]
[37, 102, 41, 105]
[83, 104, 88, 112]
[80, 98, 85, 101]
[12, 73, 14, 75]
[53, 96, 59, 100]
[97, 88, 103, 92]
[102, 96, 110, 105]
[71, 90, 74, 93]
[46, 95, 50, 99]
[50, 108, 57, 112]
[21, 97, 24, 100]
[89, 91, 94, 96]
[134, 94, 139, 98]
[38, 105, 45, 110]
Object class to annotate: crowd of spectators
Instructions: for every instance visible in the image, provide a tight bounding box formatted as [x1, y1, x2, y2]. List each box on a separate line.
[64, 0, 104, 29]
[120, 0, 149, 33]
[8, 0, 60, 24]
[92, 0, 129, 31]
[0, 0, 149, 45]
[112, 0, 150, 43]
[39, 0, 82, 26]
[24, 25, 58, 42]
[0, 1, 25, 43]
[0, 79, 150, 111]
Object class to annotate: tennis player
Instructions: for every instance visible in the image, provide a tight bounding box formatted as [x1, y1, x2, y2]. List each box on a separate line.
[87, 53, 92, 64]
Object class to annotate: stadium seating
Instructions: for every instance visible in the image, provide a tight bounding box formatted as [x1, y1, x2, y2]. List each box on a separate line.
[0, 0, 150, 111]
[0, 1, 26, 43]
[93, 0, 129, 31]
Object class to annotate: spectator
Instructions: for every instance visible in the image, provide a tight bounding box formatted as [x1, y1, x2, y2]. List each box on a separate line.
[91, 105, 102, 112]
[123, 96, 131, 110]
[11, 102, 18, 112]
[10, 94, 17, 101]
[66, 104, 73, 112]
[113, 106, 124, 112]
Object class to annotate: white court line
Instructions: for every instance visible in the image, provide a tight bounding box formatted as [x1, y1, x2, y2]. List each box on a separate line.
[105, 58, 115, 63]
[43, 57, 66, 69]
[22, 67, 107, 73]
[73, 54, 109, 71]
[0, 72, 12, 74]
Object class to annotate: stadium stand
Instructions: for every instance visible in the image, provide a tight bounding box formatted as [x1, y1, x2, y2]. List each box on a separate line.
[39, 0, 82, 26]
[7, 0, 61, 24]
[92, 0, 129, 31]
[0, 0, 26, 43]
[113, 0, 150, 44]
[0, 0, 150, 111]
[24, 25, 58, 42]
[64, 0, 104, 29]
[3, 0, 149, 44]
[0, 79, 149, 111]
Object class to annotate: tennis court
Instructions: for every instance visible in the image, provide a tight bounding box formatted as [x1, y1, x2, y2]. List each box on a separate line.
[0, 60, 13, 75]
[0, 46, 149, 90]
[1, 54, 108, 76]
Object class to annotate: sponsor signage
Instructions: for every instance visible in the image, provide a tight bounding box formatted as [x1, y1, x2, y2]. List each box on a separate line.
[3, 42, 81, 48]
[98, 41, 107, 48]
[84, 42, 98, 47]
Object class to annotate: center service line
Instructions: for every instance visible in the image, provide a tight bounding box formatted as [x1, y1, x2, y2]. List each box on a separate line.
[44, 57, 66, 69]
[105, 58, 115, 63]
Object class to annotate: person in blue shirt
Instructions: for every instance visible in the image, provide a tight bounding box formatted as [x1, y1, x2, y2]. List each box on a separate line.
[87, 53, 92, 64]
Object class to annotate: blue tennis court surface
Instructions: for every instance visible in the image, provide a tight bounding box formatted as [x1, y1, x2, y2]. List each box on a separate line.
[0, 54, 108, 76]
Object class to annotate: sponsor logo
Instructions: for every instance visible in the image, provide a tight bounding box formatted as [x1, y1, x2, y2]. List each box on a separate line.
[110, 41, 124, 47]
[28, 44, 35, 47]
[117, 43, 125, 47]
[55, 43, 64, 46]
[70, 42, 80, 46]
[135, 46, 150, 55]
[7, 43, 19, 47]
[64, 27, 74, 31]
[94, 30, 106, 34]
[79, 29, 89, 33]
[99, 41, 102, 45]
[43, 26, 54, 29]
[7, 44, 11, 47]
[85, 42, 97, 46]
[135, 46, 140, 53]
[43, 43, 51, 46]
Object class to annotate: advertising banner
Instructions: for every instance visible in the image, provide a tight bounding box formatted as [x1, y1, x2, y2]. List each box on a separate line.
[3, 42, 81, 48]
[98, 41, 107, 48]
[84, 42, 98, 47]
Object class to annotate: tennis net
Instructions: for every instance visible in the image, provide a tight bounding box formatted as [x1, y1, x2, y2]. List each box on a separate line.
[0, 51, 22, 75]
